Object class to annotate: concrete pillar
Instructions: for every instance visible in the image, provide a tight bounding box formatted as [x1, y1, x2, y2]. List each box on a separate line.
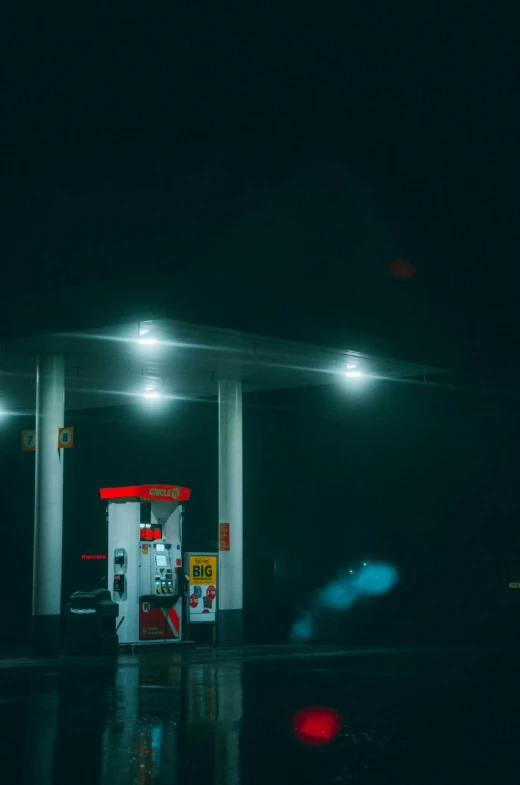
[218, 379, 243, 646]
[32, 354, 65, 658]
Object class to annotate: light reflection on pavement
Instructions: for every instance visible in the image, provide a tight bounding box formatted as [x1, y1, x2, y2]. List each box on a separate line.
[0, 645, 519, 784]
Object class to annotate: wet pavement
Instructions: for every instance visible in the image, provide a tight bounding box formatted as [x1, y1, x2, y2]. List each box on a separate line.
[1, 643, 519, 784]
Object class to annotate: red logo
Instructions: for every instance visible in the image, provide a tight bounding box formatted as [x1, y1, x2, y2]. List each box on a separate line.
[190, 594, 199, 608]
[139, 603, 180, 640]
[206, 585, 216, 600]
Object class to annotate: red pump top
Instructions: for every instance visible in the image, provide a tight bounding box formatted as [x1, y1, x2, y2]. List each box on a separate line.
[99, 484, 191, 502]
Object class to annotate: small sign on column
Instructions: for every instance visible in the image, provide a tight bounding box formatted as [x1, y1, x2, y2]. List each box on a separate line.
[22, 430, 36, 452]
[219, 522, 230, 551]
[58, 427, 74, 448]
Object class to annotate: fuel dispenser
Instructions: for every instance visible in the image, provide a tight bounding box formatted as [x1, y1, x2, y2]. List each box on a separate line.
[100, 483, 191, 645]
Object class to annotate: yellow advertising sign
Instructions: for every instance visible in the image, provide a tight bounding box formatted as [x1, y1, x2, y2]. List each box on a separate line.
[188, 554, 217, 585]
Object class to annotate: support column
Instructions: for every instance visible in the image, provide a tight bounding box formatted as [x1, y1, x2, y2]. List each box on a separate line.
[218, 379, 243, 647]
[32, 355, 65, 658]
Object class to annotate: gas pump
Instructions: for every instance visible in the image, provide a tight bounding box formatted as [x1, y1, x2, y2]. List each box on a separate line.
[100, 484, 191, 645]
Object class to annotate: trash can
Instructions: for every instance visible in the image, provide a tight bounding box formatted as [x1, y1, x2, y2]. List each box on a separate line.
[65, 588, 119, 655]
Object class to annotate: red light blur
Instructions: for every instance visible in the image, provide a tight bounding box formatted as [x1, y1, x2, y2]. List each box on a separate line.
[153, 529, 161, 540]
[291, 706, 342, 747]
[390, 258, 415, 279]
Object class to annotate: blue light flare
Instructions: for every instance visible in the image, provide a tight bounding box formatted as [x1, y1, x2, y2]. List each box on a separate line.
[353, 563, 398, 596]
[291, 614, 314, 642]
[290, 562, 399, 642]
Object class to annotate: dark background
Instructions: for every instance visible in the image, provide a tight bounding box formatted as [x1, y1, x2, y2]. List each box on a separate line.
[1, 4, 520, 644]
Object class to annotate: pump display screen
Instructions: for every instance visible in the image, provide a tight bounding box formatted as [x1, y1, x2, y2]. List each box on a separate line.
[156, 554, 168, 567]
[140, 528, 161, 541]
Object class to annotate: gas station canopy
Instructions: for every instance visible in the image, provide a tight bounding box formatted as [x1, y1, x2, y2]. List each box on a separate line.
[11, 314, 447, 655]
[0, 317, 445, 414]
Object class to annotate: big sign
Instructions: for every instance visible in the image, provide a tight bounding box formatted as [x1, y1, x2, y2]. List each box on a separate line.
[185, 553, 218, 624]
[188, 554, 217, 585]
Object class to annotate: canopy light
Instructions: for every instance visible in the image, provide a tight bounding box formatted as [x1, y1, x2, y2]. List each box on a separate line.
[138, 338, 157, 346]
[345, 370, 363, 378]
[138, 321, 155, 337]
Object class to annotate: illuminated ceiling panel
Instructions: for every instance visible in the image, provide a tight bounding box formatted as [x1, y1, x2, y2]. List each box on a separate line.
[0, 318, 446, 414]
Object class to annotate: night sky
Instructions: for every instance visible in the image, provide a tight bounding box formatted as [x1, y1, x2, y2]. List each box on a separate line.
[1, 5, 520, 643]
